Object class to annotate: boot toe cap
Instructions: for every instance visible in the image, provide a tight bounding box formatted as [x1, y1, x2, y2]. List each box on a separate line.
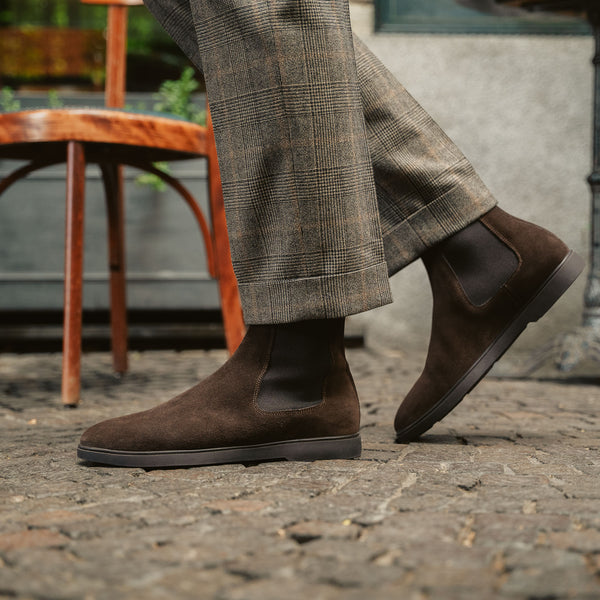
[79, 414, 145, 452]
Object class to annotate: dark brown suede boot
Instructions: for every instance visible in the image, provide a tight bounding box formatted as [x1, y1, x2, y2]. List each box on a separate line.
[77, 319, 361, 467]
[395, 207, 584, 443]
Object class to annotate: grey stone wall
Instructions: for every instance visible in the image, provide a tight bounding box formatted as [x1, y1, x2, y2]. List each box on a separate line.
[349, 2, 593, 361]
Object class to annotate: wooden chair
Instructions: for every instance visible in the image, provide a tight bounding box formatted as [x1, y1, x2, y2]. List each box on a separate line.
[0, 0, 245, 406]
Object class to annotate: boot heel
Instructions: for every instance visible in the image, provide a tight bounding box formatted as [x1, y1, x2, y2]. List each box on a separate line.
[527, 251, 585, 322]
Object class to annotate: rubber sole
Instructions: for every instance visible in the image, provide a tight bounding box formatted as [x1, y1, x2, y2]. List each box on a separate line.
[77, 433, 362, 468]
[395, 250, 585, 443]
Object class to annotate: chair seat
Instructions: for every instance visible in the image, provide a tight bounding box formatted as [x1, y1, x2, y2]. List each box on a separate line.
[0, 108, 208, 162]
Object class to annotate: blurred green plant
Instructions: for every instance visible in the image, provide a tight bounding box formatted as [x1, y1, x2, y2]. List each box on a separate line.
[0, 87, 21, 112]
[0, 87, 65, 112]
[153, 67, 206, 125]
[136, 67, 206, 191]
[47, 89, 64, 109]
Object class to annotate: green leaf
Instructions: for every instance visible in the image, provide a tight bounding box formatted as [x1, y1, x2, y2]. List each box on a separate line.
[0, 87, 21, 112]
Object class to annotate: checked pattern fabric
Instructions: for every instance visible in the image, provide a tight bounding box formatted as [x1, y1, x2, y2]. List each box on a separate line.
[143, 0, 496, 323]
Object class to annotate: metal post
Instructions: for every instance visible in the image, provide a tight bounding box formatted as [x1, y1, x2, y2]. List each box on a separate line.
[583, 8, 600, 328]
[548, 7, 600, 371]
[506, 3, 600, 374]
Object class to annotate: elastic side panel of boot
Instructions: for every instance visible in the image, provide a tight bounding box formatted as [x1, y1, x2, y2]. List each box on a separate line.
[256, 323, 330, 412]
[441, 221, 519, 307]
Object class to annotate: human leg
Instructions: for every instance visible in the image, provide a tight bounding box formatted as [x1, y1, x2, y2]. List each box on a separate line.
[187, 0, 392, 324]
[146, 0, 392, 323]
[142, 0, 497, 269]
[350, 38, 583, 442]
[394, 211, 583, 442]
[352, 35, 497, 273]
[78, 319, 362, 466]
[79, 0, 389, 467]
[80, 1, 583, 462]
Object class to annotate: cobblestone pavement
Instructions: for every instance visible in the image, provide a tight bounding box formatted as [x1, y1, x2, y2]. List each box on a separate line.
[1, 348, 599, 600]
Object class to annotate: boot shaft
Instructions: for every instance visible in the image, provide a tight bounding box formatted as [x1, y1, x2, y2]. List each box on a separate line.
[426, 207, 570, 307]
[255, 318, 350, 412]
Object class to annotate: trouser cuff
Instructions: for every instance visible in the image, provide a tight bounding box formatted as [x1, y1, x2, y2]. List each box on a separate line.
[383, 190, 497, 277]
[239, 262, 393, 324]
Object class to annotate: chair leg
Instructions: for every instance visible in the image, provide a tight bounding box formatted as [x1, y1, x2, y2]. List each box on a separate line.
[210, 174, 245, 354]
[62, 141, 86, 406]
[100, 163, 128, 374]
[206, 109, 245, 354]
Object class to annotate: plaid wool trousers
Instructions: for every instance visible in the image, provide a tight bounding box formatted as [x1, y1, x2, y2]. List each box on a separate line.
[143, 0, 497, 324]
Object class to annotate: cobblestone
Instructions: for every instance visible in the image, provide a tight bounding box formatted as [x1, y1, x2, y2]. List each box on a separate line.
[0, 348, 599, 599]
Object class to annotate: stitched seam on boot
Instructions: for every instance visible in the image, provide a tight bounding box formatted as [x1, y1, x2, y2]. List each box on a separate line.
[480, 222, 525, 297]
[252, 327, 275, 412]
[252, 327, 328, 417]
[479, 219, 524, 275]
[443, 254, 522, 312]
[319, 331, 335, 415]
[441, 255, 496, 310]
[442, 255, 476, 307]
[254, 397, 327, 417]
[477, 220, 524, 302]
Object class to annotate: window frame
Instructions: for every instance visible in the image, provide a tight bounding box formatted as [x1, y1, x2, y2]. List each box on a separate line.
[374, 0, 591, 35]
